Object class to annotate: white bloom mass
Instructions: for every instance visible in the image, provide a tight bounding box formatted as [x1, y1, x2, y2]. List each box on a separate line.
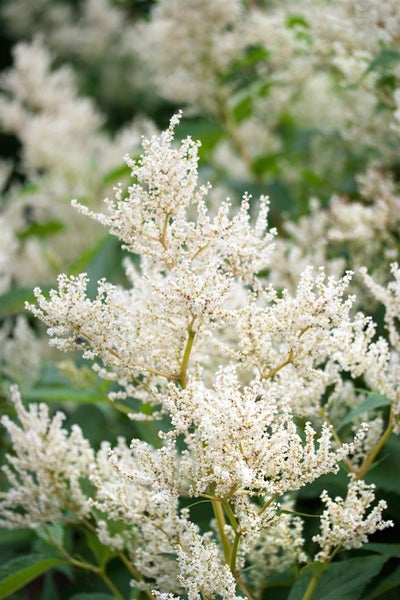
[0, 113, 393, 598]
[313, 478, 393, 562]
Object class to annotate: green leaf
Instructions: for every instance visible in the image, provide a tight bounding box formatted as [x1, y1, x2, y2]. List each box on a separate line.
[252, 153, 281, 176]
[288, 573, 313, 600]
[365, 48, 400, 74]
[21, 386, 107, 405]
[286, 14, 310, 29]
[300, 561, 326, 575]
[85, 529, 116, 568]
[0, 286, 50, 317]
[365, 543, 400, 558]
[0, 528, 32, 546]
[36, 523, 65, 548]
[222, 44, 270, 88]
[235, 45, 270, 69]
[101, 162, 132, 186]
[315, 556, 387, 600]
[232, 94, 253, 123]
[68, 235, 128, 292]
[365, 435, 400, 494]
[69, 595, 114, 600]
[339, 393, 391, 428]
[173, 118, 224, 160]
[0, 554, 67, 600]
[365, 565, 400, 599]
[289, 556, 388, 600]
[84, 236, 128, 296]
[17, 219, 64, 240]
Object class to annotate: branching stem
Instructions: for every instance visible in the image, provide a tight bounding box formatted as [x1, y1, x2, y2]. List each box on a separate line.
[356, 413, 394, 480]
[211, 496, 232, 562]
[178, 326, 196, 388]
[160, 212, 171, 249]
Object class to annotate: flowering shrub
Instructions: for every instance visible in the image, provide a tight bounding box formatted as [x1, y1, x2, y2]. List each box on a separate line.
[0, 2, 400, 600]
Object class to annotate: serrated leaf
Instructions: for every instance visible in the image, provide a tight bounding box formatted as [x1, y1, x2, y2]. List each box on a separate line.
[339, 393, 391, 428]
[0, 554, 67, 600]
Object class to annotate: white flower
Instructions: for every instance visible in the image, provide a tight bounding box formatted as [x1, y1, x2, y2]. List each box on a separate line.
[0, 386, 94, 528]
[72, 112, 209, 264]
[361, 263, 400, 351]
[0, 316, 42, 388]
[165, 366, 352, 498]
[313, 477, 393, 562]
[176, 523, 241, 600]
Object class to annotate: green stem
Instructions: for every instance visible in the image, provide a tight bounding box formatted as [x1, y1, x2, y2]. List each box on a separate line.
[356, 418, 394, 480]
[98, 567, 126, 600]
[118, 551, 154, 600]
[178, 328, 196, 388]
[55, 547, 125, 600]
[230, 531, 242, 574]
[222, 500, 240, 573]
[261, 352, 293, 380]
[222, 500, 239, 531]
[219, 500, 255, 600]
[301, 549, 338, 600]
[160, 213, 171, 249]
[261, 328, 310, 381]
[257, 495, 277, 516]
[211, 497, 232, 562]
[302, 572, 320, 600]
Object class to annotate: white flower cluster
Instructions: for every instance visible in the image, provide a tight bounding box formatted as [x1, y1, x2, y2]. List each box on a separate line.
[137, 0, 399, 191]
[165, 366, 352, 499]
[362, 263, 400, 351]
[0, 38, 154, 291]
[136, 0, 245, 113]
[0, 316, 42, 389]
[1, 115, 395, 598]
[313, 478, 393, 562]
[0, 386, 94, 528]
[29, 113, 275, 400]
[1, 0, 146, 113]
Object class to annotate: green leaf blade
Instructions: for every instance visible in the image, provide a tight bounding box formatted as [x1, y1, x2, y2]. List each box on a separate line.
[0, 554, 67, 600]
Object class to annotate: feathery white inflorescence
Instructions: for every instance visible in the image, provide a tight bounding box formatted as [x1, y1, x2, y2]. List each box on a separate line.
[164, 366, 353, 499]
[313, 478, 393, 562]
[0, 386, 94, 528]
[2, 112, 394, 597]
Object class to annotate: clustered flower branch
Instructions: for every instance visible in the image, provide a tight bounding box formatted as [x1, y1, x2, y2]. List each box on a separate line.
[0, 113, 397, 600]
